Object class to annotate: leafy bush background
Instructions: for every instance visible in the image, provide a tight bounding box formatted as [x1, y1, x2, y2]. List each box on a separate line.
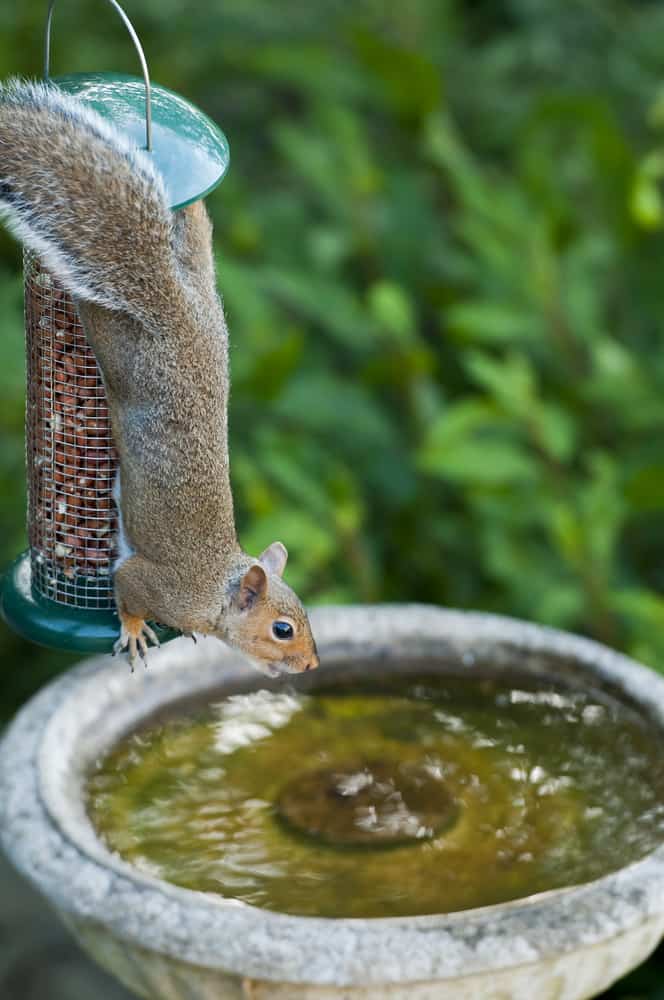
[1, 2, 664, 993]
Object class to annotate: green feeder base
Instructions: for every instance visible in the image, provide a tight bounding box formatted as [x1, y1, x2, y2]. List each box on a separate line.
[0, 552, 179, 654]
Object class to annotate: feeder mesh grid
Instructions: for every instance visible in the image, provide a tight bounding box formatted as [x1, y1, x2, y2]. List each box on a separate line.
[25, 251, 118, 609]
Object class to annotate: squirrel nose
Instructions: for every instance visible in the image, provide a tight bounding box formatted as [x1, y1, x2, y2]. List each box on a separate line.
[305, 654, 320, 671]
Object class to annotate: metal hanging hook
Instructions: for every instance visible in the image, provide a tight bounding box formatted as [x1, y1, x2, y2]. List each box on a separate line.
[44, 0, 153, 151]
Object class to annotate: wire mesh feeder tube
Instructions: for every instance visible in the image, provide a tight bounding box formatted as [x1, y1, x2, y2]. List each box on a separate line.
[0, 254, 179, 653]
[26, 252, 118, 609]
[0, 253, 126, 651]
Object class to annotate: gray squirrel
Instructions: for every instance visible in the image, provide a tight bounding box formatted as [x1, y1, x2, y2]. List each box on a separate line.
[0, 79, 319, 676]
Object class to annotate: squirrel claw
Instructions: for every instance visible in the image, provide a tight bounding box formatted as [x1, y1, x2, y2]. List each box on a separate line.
[137, 635, 148, 666]
[142, 623, 160, 648]
[182, 630, 197, 644]
[112, 633, 126, 657]
[114, 617, 159, 671]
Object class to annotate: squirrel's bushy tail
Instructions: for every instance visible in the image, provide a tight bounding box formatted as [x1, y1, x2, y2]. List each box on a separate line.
[0, 79, 176, 323]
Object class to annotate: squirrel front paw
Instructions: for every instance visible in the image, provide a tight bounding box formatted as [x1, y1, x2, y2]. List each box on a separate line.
[113, 615, 160, 670]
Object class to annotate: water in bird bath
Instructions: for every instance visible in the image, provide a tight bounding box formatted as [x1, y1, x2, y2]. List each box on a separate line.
[87, 669, 664, 918]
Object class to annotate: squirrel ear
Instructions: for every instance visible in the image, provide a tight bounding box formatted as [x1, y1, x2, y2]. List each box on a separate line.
[259, 541, 288, 577]
[238, 564, 268, 610]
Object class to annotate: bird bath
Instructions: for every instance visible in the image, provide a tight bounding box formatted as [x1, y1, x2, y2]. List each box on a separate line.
[2, 605, 664, 999]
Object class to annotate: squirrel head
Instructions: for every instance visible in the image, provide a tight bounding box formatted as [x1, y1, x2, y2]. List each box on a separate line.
[217, 542, 319, 677]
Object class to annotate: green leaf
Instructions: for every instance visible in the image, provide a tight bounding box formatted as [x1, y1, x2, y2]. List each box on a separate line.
[535, 403, 576, 463]
[445, 302, 540, 344]
[464, 350, 535, 415]
[630, 172, 664, 229]
[420, 400, 537, 486]
[367, 281, 417, 344]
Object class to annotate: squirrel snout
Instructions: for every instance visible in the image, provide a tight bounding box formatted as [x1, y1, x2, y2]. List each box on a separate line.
[305, 653, 320, 672]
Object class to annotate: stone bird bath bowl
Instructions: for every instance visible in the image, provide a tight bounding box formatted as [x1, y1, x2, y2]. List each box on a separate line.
[1, 605, 664, 999]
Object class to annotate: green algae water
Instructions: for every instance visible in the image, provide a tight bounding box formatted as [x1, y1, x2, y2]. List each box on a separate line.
[87, 672, 664, 918]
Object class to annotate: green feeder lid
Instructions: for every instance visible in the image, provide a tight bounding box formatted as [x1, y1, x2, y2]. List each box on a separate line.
[1, 552, 178, 654]
[54, 72, 230, 210]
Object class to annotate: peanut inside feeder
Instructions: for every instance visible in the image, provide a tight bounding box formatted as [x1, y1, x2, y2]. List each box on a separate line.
[0, 1, 229, 653]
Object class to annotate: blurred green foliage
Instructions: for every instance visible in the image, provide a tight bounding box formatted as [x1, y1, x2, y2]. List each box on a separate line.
[1, 0, 664, 993]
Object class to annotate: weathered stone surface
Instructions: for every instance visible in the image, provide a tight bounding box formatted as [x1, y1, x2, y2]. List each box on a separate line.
[0, 849, 132, 999]
[1, 605, 664, 999]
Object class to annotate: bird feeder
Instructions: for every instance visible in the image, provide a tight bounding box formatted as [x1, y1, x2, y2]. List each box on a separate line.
[0, 0, 230, 652]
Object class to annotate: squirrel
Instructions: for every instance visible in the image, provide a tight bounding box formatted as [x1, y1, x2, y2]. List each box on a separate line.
[0, 80, 319, 677]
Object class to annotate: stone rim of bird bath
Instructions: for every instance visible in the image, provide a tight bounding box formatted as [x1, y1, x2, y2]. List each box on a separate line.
[2, 604, 664, 991]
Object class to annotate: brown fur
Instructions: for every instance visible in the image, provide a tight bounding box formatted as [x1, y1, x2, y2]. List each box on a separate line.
[0, 80, 318, 675]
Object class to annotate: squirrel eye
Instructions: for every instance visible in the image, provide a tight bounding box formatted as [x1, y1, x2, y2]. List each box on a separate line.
[272, 620, 294, 640]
